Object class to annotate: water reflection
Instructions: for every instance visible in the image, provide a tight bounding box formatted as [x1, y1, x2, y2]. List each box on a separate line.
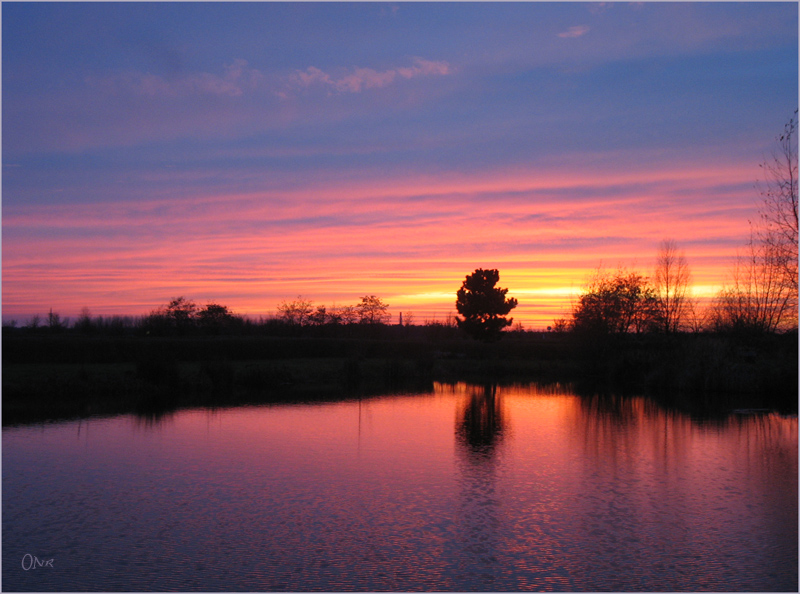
[564, 393, 798, 590]
[452, 384, 507, 589]
[3, 384, 796, 592]
[456, 383, 506, 458]
[132, 409, 178, 429]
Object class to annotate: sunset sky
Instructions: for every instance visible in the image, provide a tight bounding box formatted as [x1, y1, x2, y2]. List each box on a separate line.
[3, 2, 797, 328]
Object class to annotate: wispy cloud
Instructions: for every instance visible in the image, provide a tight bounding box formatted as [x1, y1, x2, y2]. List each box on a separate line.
[290, 57, 451, 94]
[87, 56, 451, 100]
[86, 59, 265, 98]
[558, 25, 590, 39]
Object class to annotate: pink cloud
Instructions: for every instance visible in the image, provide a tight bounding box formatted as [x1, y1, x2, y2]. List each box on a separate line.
[558, 25, 590, 39]
[336, 67, 397, 93]
[290, 57, 451, 94]
[397, 57, 451, 78]
[290, 66, 332, 88]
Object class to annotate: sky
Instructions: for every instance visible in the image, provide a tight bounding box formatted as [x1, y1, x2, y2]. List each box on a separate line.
[2, 2, 798, 328]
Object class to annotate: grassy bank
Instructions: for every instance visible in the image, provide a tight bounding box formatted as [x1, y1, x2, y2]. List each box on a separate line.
[3, 329, 796, 425]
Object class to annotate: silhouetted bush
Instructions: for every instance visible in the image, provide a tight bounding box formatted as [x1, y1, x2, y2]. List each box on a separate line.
[570, 267, 661, 337]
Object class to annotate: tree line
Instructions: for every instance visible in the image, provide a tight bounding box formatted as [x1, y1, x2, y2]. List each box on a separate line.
[275, 295, 391, 326]
[138, 294, 395, 335]
[555, 113, 798, 338]
[7, 294, 412, 336]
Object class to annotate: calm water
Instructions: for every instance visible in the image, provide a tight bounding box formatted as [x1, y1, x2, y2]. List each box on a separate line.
[3, 383, 797, 592]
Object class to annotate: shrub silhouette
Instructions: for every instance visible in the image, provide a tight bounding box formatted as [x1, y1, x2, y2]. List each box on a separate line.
[571, 268, 660, 336]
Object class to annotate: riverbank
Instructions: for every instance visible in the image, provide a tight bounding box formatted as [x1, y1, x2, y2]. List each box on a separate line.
[3, 329, 796, 425]
[2, 354, 577, 426]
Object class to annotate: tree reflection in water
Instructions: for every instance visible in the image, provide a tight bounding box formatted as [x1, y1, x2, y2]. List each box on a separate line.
[453, 383, 507, 589]
[457, 383, 506, 456]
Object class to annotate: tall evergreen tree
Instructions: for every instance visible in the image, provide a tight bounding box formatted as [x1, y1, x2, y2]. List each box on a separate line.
[455, 269, 518, 342]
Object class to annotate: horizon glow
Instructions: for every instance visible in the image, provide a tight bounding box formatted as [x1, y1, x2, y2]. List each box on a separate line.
[2, 2, 797, 328]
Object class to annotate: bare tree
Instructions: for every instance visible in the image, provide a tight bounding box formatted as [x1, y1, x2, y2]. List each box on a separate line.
[338, 304, 359, 325]
[357, 295, 391, 325]
[277, 296, 314, 326]
[309, 305, 328, 325]
[47, 308, 63, 330]
[684, 298, 704, 334]
[710, 113, 799, 332]
[757, 110, 798, 298]
[710, 237, 795, 333]
[653, 239, 691, 333]
[326, 304, 344, 325]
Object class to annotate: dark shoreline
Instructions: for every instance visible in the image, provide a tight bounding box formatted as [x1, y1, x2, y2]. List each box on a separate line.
[3, 329, 797, 426]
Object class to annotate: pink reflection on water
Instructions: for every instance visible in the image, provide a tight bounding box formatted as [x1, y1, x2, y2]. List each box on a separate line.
[2, 385, 796, 591]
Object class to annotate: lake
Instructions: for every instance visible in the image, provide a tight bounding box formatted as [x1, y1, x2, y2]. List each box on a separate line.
[3, 382, 797, 591]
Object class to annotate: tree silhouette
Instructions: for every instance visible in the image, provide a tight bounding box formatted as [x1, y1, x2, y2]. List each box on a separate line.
[457, 383, 505, 455]
[47, 308, 63, 331]
[143, 296, 198, 335]
[709, 240, 795, 333]
[357, 295, 391, 324]
[75, 307, 93, 333]
[165, 296, 197, 323]
[197, 303, 236, 333]
[309, 305, 328, 325]
[161, 296, 197, 332]
[455, 268, 518, 341]
[757, 110, 798, 299]
[709, 113, 799, 333]
[654, 239, 692, 333]
[571, 268, 660, 336]
[277, 296, 314, 326]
